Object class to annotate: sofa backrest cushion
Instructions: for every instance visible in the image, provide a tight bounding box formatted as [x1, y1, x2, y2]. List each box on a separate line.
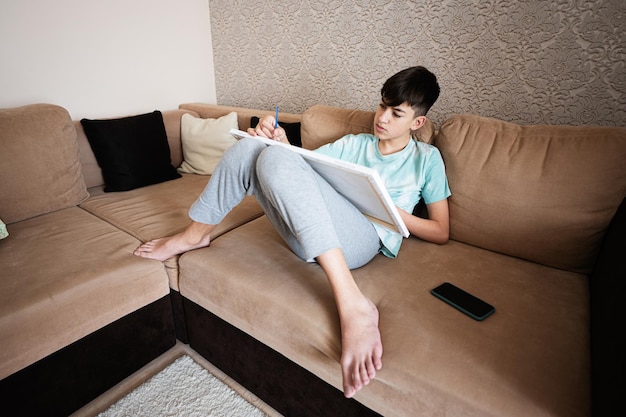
[301, 105, 436, 150]
[436, 114, 626, 273]
[301, 105, 373, 150]
[0, 104, 89, 224]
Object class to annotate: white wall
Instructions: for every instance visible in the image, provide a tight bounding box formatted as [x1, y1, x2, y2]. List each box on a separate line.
[0, 0, 216, 119]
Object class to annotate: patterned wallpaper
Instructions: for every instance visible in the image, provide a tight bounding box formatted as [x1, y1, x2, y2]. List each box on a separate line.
[209, 0, 625, 127]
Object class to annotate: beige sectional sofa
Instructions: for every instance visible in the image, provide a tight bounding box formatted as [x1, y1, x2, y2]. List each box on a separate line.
[0, 102, 624, 417]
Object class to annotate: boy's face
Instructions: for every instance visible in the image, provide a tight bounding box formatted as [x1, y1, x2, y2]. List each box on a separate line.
[374, 101, 425, 142]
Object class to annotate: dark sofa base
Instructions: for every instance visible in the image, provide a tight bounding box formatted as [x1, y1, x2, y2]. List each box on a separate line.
[170, 289, 189, 344]
[590, 197, 626, 417]
[0, 295, 176, 417]
[183, 296, 381, 417]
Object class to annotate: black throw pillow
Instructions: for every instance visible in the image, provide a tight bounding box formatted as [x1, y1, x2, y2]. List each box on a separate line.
[81, 111, 181, 192]
[250, 117, 302, 147]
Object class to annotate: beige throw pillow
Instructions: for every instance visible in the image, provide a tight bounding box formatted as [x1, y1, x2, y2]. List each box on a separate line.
[178, 112, 239, 175]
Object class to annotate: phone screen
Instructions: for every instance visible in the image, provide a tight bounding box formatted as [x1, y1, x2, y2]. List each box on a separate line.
[431, 282, 495, 321]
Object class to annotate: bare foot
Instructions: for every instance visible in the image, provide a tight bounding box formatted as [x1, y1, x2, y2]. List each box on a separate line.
[133, 231, 211, 261]
[339, 297, 383, 398]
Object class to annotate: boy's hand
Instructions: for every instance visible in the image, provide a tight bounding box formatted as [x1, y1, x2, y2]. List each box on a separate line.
[247, 115, 288, 143]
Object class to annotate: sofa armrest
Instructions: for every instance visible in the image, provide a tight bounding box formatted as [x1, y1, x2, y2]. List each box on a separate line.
[590, 196, 626, 416]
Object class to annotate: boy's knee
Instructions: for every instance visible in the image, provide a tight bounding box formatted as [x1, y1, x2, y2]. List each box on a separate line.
[260, 143, 290, 159]
[257, 145, 301, 172]
[222, 137, 264, 163]
[238, 137, 266, 153]
[256, 146, 312, 191]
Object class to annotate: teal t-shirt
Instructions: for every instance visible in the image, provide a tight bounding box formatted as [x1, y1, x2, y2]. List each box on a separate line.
[315, 133, 451, 257]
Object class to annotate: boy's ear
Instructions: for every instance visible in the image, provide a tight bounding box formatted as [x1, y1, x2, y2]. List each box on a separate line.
[411, 115, 427, 131]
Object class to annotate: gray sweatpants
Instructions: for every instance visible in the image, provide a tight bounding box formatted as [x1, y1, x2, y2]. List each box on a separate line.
[188, 138, 381, 269]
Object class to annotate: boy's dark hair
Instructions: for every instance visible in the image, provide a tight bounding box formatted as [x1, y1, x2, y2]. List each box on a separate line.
[381, 66, 440, 116]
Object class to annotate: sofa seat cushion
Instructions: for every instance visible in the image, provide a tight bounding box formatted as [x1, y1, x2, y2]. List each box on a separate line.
[80, 174, 264, 290]
[0, 207, 169, 380]
[178, 216, 589, 417]
[0, 104, 89, 224]
[437, 114, 626, 274]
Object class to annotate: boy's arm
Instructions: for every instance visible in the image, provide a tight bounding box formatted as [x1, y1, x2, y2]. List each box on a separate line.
[398, 199, 449, 244]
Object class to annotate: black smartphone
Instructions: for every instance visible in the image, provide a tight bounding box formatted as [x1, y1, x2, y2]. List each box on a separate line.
[431, 282, 495, 321]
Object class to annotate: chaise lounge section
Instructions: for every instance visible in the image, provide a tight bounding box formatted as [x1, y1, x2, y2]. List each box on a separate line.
[175, 103, 625, 417]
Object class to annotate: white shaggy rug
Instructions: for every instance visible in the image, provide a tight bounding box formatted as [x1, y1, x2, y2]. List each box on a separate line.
[98, 355, 268, 417]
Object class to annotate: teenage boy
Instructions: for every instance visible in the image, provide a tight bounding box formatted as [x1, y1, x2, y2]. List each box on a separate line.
[134, 66, 451, 398]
